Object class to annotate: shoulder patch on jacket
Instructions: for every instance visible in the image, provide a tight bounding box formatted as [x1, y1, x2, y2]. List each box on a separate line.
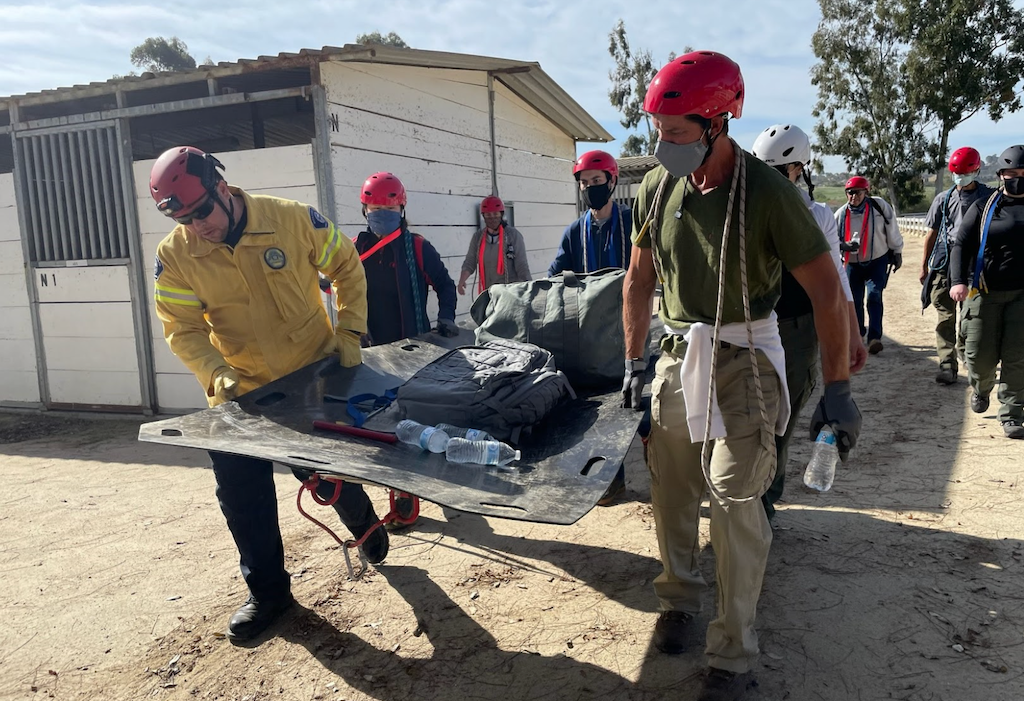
[309, 207, 329, 229]
[154, 256, 164, 280]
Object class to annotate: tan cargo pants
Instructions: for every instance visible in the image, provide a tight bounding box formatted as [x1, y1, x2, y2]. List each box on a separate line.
[647, 345, 780, 673]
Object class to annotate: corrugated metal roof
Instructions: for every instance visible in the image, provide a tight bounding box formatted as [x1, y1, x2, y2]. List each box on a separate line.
[618, 155, 660, 175]
[1, 44, 612, 143]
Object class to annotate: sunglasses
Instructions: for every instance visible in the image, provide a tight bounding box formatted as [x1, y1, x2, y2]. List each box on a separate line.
[170, 196, 217, 225]
[846, 189, 867, 196]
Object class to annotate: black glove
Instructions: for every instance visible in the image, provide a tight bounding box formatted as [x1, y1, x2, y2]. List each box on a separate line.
[839, 240, 859, 253]
[809, 380, 862, 460]
[621, 361, 645, 411]
[887, 250, 902, 273]
[436, 318, 460, 338]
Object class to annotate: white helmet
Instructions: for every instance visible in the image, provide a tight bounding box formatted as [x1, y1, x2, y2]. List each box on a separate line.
[751, 124, 811, 166]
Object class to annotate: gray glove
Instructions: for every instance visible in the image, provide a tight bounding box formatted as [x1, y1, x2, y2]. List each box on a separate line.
[620, 360, 645, 411]
[436, 318, 459, 338]
[809, 380, 862, 460]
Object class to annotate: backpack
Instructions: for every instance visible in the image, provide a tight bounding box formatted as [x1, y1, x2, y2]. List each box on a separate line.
[396, 339, 575, 443]
[470, 268, 645, 389]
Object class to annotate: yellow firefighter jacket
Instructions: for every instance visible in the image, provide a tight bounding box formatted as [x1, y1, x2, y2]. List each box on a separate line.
[154, 187, 367, 406]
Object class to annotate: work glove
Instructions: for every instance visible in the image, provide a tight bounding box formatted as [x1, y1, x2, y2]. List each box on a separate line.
[210, 367, 240, 407]
[620, 360, 646, 411]
[887, 250, 902, 274]
[809, 380, 862, 461]
[839, 240, 859, 253]
[321, 331, 362, 368]
[436, 318, 460, 338]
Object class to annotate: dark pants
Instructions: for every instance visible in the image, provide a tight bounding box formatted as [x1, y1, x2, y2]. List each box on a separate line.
[210, 451, 378, 602]
[930, 269, 963, 371]
[962, 290, 1024, 423]
[762, 313, 819, 519]
[847, 256, 890, 342]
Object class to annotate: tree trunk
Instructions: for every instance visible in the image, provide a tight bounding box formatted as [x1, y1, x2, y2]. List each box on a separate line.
[885, 175, 900, 217]
[934, 127, 950, 197]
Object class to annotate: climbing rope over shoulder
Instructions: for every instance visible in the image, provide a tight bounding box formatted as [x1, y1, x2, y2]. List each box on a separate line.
[637, 141, 774, 505]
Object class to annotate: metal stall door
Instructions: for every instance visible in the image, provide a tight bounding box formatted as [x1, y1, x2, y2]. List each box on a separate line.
[14, 121, 153, 411]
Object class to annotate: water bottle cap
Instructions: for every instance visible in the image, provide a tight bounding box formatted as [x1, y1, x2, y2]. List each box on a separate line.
[817, 427, 838, 446]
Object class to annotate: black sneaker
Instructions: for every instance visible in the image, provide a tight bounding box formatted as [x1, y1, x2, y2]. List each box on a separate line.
[697, 667, 756, 701]
[934, 365, 957, 385]
[652, 610, 694, 655]
[971, 392, 990, 414]
[1002, 421, 1024, 439]
[226, 594, 295, 641]
[359, 523, 390, 564]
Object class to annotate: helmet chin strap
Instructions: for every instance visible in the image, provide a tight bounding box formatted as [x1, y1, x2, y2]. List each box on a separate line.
[802, 167, 816, 201]
[214, 189, 237, 235]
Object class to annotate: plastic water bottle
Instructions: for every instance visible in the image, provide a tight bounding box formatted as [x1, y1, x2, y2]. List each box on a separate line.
[436, 423, 495, 442]
[803, 425, 839, 492]
[395, 420, 450, 453]
[445, 437, 521, 467]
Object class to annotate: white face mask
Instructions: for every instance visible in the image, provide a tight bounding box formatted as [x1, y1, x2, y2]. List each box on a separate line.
[952, 172, 977, 188]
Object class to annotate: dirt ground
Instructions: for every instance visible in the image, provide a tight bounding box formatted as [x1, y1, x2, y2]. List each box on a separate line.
[2, 235, 1022, 701]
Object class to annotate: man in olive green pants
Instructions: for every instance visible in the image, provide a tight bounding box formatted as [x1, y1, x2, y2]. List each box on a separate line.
[961, 291, 1024, 425]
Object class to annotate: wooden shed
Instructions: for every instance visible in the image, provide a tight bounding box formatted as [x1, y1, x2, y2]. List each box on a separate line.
[0, 45, 611, 413]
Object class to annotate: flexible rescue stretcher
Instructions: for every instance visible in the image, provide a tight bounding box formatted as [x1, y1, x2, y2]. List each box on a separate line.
[139, 330, 646, 574]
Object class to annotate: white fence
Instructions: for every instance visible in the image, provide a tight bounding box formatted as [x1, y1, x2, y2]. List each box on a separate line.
[897, 215, 929, 238]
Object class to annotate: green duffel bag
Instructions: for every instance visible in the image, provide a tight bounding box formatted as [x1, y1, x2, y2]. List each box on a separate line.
[470, 268, 643, 389]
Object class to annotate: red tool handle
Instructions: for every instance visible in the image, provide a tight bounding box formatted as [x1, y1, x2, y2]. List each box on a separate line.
[313, 421, 398, 444]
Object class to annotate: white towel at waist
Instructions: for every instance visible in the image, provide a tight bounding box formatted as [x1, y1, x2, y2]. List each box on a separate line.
[664, 311, 791, 442]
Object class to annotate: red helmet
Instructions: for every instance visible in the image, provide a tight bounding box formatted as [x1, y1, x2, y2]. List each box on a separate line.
[644, 51, 744, 119]
[845, 176, 870, 191]
[573, 150, 618, 179]
[948, 147, 982, 174]
[360, 172, 407, 206]
[150, 146, 225, 215]
[480, 195, 504, 213]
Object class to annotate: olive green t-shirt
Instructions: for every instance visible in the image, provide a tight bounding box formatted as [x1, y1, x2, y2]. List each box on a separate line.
[632, 151, 830, 354]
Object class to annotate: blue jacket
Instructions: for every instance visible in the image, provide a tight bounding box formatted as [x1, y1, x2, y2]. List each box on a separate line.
[354, 228, 457, 345]
[547, 203, 633, 276]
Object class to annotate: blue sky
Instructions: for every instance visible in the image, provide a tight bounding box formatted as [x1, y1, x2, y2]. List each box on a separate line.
[1, 0, 1021, 172]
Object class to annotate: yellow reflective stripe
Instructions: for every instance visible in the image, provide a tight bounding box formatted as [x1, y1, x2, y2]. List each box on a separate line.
[154, 283, 196, 296]
[317, 224, 342, 268]
[155, 284, 202, 307]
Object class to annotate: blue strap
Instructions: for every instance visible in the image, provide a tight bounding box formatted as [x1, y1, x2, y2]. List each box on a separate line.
[971, 195, 1000, 295]
[346, 389, 398, 428]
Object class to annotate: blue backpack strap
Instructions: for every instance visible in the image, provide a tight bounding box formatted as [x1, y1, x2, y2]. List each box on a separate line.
[970, 192, 1002, 296]
[928, 187, 955, 272]
[346, 389, 398, 428]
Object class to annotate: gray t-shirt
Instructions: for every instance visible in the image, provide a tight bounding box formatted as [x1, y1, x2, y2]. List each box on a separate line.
[925, 184, 995, 244]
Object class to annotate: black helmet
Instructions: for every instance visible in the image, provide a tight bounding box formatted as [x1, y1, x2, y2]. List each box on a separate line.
[996, 144, 1024, 172]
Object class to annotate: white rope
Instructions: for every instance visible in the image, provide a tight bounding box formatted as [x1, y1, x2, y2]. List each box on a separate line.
[700, 141, 774, 505]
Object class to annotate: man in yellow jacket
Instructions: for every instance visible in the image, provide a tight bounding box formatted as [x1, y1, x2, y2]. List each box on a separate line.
[151, 146, 387, 642]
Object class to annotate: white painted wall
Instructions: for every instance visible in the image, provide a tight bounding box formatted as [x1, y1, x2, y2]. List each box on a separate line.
[135, 143, 318, 412]
[321, 62, 577, 320]
[35, 266, 142, 406]
[0, 172, 41, 405]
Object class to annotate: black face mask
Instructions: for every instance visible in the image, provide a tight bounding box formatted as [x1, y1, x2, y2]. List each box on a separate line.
[1004, 176, 1024, 197]
[582, 182, 614, 210]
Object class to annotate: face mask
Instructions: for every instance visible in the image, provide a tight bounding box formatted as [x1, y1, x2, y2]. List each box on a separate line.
[582, 182, 613, 210]
[952, 173, 977, 187]
[655, 136, 709, 178]
[1003, 176, 1024, 197]
[366, 209, 402, 236]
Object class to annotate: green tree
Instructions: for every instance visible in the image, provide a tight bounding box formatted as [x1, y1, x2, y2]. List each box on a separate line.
[897, 0, 1024, 194]
[811, 0, 929, 211]
[607, 20, 680, 157]
[130, 36, 197, 73]
[355, 31, 410, 48]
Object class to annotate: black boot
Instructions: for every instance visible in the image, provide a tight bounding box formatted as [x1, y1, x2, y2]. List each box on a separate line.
[226, 594, 295, 641]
